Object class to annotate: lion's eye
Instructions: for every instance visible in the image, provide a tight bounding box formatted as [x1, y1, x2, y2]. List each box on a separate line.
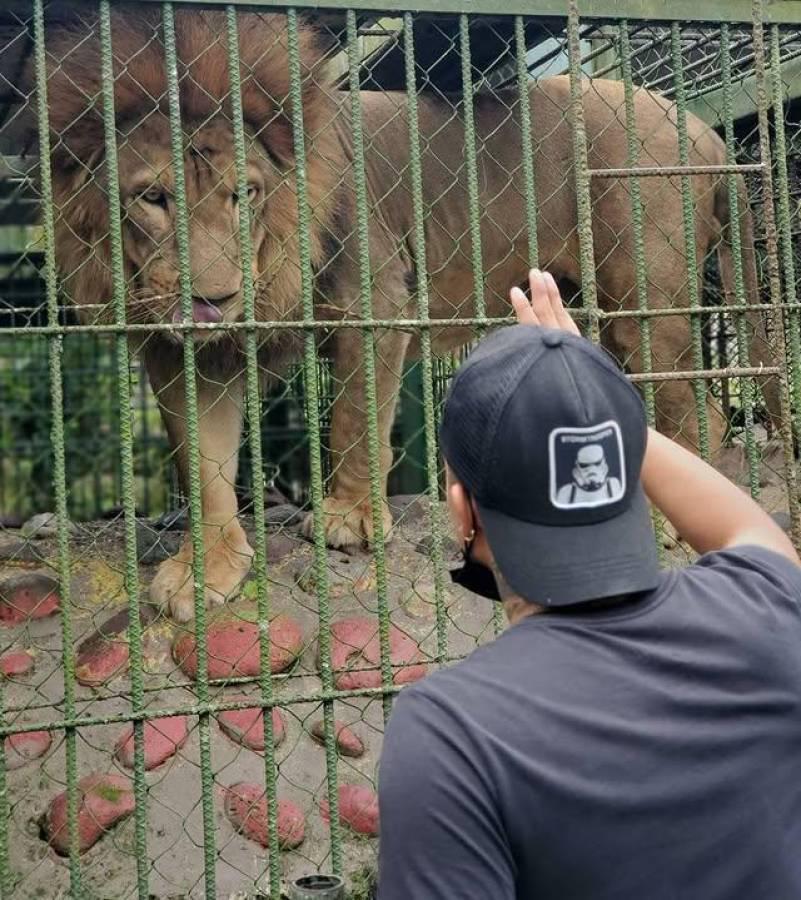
[234, 184, 260, 205]
[140, 187, 167, 207]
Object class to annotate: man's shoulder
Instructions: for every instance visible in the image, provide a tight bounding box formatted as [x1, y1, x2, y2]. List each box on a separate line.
[665, 543, 801, 628]
[686, 543, 801, 598]
[390, 639, 513, 719]
[382, 645, 522, 789]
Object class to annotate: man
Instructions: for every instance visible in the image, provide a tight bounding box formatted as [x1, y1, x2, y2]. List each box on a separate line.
[376, 269, 801, 899]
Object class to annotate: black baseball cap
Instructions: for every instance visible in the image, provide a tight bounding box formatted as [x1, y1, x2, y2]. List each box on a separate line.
[439, 324, 661, 607]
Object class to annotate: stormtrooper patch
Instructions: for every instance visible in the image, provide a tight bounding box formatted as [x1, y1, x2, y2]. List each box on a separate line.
[549, 420, 626, 510]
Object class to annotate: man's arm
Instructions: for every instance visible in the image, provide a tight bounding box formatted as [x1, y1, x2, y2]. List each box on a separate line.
[510, 269, 800, 566]
[377, 688, 516, 900]
[640, 428, 798, 562]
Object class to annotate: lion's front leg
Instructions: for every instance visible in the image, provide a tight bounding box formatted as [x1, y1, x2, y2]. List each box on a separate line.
[146, 360, 253, 623]
[303, 328, 412, 549]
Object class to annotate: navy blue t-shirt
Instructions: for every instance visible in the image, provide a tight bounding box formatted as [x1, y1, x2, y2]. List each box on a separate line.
[376, 545, 801, 899]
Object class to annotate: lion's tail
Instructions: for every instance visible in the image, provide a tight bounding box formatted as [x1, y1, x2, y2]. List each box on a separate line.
[714, 171, 783, 434]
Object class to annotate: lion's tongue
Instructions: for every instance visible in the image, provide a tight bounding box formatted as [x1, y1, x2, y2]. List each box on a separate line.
[173, 301, 223, 324]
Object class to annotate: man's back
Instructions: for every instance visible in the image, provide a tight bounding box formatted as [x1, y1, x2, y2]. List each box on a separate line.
[377, 545, 801, 899]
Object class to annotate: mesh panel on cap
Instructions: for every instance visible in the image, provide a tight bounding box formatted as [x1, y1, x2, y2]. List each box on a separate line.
[439, 326, 545, 496]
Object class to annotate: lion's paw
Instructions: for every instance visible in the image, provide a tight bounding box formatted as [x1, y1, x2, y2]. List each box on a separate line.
[659, 519, 685, 553]
[301, 495, 393, 550]
[150, 527, 254, 623]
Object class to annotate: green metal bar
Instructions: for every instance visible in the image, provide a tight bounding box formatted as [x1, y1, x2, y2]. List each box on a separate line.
[751, 0, 801, 547]
[128, 0, 801, 26]
[0, 684, 418, 740]
[402, 12, 447, 666]
[225, 8, 281, 896]
[458, 14, 501, 637]
[515, 15, 538, 270]
[346, 9, 394, 724]
[671, 21, 710, 461]
[99, 4, 149, 896]
[618, 21, 655, 425]
[33, 0, 82, 887]
[162, 4, 217, 894]
[286, 6, 342, 876]
[567, 0, 600, 345]
[0, 737, 7, 898]
[460, 14, 487, 324]
[617, 19, 664, 560]
[768, 23, 801, 452]
[8, 304, 801, 337]
[588, 163, 764, 177]
[721, 23, 760, 498]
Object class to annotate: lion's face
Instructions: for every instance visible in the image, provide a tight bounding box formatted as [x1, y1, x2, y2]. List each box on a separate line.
[41, 7, 339, 346]
[118, 116, 274, 342]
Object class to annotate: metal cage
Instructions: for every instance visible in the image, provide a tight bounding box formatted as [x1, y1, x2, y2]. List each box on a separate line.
[0, 1, 800, 896]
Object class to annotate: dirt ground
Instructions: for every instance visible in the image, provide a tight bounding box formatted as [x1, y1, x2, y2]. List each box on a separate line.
[0, 436, 795, 899]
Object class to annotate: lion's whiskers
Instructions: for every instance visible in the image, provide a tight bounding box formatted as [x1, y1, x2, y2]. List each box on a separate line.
[123, 289, 180, 326]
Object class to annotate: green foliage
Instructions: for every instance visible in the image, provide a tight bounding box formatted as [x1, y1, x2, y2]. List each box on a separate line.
[347, 865, 377, 900]
[0, 334, 170, 521]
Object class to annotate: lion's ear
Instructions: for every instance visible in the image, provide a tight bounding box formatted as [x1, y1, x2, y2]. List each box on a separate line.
[258, 109, 301, 171]
[237, 13, 334, 170]
[15, 35, 105, 167]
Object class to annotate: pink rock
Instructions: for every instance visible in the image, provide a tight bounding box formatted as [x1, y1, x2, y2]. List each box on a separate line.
[217, 698, 285, 751]
[326, 617, 427, 691]
[309, 719, 364, 758]
[173, 615, 303, 680]
[45, 773, 135, 855]
[224, 782, 305, 849]
[75, 639, 129, 687]
[0, 573, 60, 624]
[74, 608, 153, 687]
[0, 650, 35, 677]
[115, 715, 190, 770]
[5, 730, 52, 770]
[320, 783, 379, 836]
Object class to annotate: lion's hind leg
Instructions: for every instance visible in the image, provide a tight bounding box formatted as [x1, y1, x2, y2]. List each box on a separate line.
[301, 321, 411, 549]
[301, 258, 414, 550]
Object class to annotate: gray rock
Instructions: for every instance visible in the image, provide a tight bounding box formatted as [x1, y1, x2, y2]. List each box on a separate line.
[0, 539, 45, 564]
[151, 508, 189, 531]
[388, 494, 430, 525]
[265, 532, 304, 564]
[0, 514, 25, 529]
[264, 504, 303, 528]
[78, 603, 160, 654]
[265, 485, 291, 508]
[136, 522, 183, 565]
[770, 511, 792, 534]
[21, 513, 76, 540]
[414, 533, 460, 559]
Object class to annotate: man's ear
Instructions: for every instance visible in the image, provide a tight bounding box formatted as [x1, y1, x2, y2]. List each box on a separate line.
[445, 469, 475, 545]
[469, 496, 482, 528]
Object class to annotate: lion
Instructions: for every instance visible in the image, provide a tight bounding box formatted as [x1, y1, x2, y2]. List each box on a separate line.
[30, 6, 780, 622]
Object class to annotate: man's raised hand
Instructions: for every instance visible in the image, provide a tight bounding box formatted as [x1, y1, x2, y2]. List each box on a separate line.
[509, 269, 580, 337]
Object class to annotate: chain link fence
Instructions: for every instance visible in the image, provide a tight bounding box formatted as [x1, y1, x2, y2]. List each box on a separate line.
[0, 0, 800, 897]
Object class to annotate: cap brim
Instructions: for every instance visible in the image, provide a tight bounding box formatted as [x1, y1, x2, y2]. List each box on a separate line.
[477, 486, 661, 607]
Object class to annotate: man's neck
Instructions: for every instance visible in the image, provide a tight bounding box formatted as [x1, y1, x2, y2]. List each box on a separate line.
[493, 563, 651, 625]
[492, 565, 545, 624]
[503, 596, 543, 625]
